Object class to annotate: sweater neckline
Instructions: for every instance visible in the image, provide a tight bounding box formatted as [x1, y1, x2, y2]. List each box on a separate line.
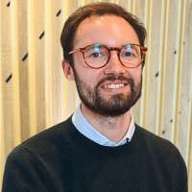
[65, 117, 140, 154]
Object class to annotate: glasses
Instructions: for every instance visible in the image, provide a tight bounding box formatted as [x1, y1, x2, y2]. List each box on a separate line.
[68, 43, 147, 69]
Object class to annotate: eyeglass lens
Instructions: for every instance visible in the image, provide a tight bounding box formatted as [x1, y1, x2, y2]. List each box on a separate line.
[83, 43, 143, 68]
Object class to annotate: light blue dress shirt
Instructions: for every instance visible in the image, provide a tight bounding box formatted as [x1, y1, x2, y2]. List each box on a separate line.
[72, 106, 135, 147]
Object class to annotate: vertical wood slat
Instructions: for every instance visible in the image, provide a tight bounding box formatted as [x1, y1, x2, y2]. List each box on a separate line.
[27, 0, 38, 135]
[11, 0, 22, 146]
[174, 0, 187, 157]
[1, 0, 14, 157]
[0, 1, 7, 189]
[0, 0, 4, 186]
[33, 0, 46, 133]
[146, 0, 166, 134]
[160, 0, 181, 142]
[187, 1, 192, 188]
[15, 1, 28, 141]
[175, 0, 192, 161]
[49, 0, 67, 124]
[177, 0, 192, 179]
[44, 0, 53, 128]
[0, 0, 192, 191]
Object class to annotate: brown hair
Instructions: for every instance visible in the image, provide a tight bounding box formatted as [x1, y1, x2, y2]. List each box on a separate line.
[60, 2, 147, 64]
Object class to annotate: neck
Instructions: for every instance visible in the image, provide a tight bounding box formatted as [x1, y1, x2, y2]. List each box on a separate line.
[81, 104, 132, 142]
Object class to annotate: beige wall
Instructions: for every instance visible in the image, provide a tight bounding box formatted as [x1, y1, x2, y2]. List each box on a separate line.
[0, 0, 192, 190]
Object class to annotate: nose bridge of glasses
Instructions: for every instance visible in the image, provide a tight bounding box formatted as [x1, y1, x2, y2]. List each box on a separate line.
[108, 47, 121, 55]
[106, 47, 126, 70]
[108, 47, 121, 60]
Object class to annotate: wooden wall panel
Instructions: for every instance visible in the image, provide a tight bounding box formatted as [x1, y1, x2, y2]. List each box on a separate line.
[0, 0, 192, 190]
[0, 0, 4, 183]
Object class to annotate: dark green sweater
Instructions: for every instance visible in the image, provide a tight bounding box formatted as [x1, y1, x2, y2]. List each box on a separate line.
[2, 117, 188, 192]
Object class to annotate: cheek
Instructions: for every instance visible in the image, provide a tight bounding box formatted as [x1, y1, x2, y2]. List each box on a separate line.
[128, 70, 142, 88]
[73, 59, 100, 88]
[73, 52, 87, 69]
[134, 66, 142, 78]
[135, 71, 142, 81]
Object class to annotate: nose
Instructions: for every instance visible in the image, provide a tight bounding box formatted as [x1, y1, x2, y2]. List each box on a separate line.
[104, 50, 126, 74]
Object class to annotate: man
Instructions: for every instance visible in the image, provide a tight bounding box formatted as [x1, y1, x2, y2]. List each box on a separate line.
[2, 2, 188, 192]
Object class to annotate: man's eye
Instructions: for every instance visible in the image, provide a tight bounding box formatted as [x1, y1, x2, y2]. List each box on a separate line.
[122, 51, 135, 57]
[91, 51, 102, 57]
[122, 48, 137, 58]
[86, 48, 105, 58]
[124, 51, 132, 57]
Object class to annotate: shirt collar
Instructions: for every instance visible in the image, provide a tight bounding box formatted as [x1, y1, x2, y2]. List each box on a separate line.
[72, 105, 135, 147]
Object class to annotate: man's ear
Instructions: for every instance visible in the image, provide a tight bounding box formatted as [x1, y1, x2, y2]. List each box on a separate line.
[62, 60, 74, 81]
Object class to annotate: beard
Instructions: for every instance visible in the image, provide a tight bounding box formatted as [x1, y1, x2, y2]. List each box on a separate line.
[72, 69, 142, 117]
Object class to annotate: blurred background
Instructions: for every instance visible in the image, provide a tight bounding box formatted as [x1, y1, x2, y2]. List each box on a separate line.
[0, 0, 192, 190]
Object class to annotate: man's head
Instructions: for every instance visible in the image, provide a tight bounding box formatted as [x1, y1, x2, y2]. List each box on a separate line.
[60, 2, 147, 117]
[60, 2, 147, 65]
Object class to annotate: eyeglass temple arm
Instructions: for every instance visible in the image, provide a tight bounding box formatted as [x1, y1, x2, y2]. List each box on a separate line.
[68, 47, 86, 55]
[141, 47, 147, 53]
[68, 49, 79, 55]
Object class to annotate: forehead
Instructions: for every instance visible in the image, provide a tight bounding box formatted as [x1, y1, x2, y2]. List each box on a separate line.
[74, 15, 139, 48]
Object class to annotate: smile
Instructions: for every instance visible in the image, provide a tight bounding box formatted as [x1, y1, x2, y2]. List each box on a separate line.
[101, 79, 129, 90]
[104, 83, 126, 89]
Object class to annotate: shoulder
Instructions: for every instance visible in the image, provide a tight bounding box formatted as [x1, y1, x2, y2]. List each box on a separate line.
[134, 124, 187, 167]
[134, 124, 188, 191]
[3, 117, 75, 191]
[7, 116, 74, 161]
[135, 124, 180, 153]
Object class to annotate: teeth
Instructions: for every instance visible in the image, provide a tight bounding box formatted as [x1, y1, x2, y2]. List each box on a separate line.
[105, 83, 125, 89]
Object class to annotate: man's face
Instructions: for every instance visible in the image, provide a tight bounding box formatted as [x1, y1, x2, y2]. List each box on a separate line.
[67, 15, 142, 117]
